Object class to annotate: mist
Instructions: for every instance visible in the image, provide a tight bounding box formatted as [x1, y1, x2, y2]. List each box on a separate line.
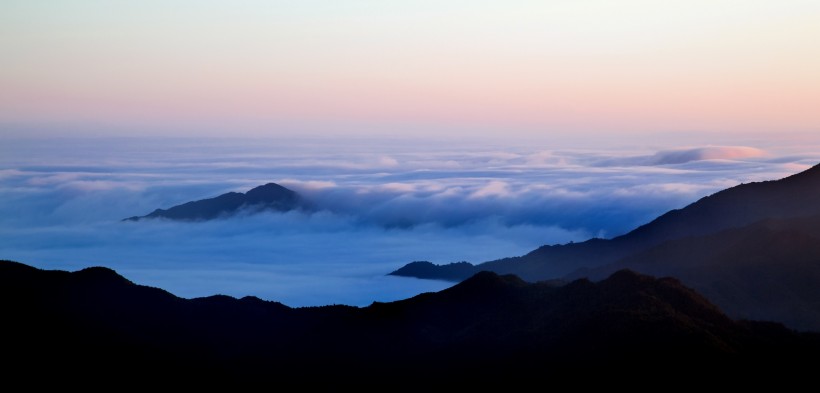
[1, 136, 817, 306]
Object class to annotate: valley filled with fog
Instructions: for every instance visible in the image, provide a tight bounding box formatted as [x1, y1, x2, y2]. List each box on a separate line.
[1, 135, 816, 306]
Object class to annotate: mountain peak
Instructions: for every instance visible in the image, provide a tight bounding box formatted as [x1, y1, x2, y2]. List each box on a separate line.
[460, 270, 528, 289]
[245, 183, 297, 201]
[388, 261, 477, 281]
[125, 182, 308, 221]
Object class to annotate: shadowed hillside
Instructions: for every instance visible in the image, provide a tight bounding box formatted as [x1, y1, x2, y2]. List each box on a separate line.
[2, 260, 817, 384]
[572, 214, 820, 331]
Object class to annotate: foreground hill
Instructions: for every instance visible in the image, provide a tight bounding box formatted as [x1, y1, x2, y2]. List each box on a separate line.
[1, 260, 816, 384]
[124, 182, 308, 221]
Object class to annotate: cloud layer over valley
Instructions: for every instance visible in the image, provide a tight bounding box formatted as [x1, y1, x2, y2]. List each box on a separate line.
[1, 136, 817, 306]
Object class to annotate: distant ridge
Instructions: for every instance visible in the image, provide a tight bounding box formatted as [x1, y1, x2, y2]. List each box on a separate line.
[391, 163, 820, 281]
[390, 163, 820, 330]
[572, 214, 820, 331]
[125, 183, 308, 221]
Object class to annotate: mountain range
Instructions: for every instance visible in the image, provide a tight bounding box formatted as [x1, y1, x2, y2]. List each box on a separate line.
[391, 163, 820, 330]
[124, 182, 308, 221]
[3, 259, 817, 384]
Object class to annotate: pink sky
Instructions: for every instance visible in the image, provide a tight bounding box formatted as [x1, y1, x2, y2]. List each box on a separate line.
[1, 1, 818, 137]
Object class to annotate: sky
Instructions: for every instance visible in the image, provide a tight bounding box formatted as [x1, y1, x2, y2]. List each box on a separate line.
[1, 0, 819, 137]
[1, 2, 820, 306]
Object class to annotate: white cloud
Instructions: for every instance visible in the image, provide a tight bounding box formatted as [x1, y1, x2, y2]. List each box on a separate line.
[0, 169, 26, 180]
[59, 180, 146, 192]
[378, 156, 399, 167]
[379, 182, 417, 193]
[470, 181, 511, 198]
[278, 179, 337, 191]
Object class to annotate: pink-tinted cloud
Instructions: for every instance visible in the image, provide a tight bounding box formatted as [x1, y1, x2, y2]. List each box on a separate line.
[597, 146, 768, 166]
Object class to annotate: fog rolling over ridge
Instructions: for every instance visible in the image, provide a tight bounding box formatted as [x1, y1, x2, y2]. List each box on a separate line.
[0, 136, 818, 307]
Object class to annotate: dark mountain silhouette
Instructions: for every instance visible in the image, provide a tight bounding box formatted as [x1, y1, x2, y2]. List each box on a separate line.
[391, 164, 820, 282]
[571, 214, 820, 331]
[390, 261, 477, 281]
[124, 182, 308, 221]
[2, 260, 817, 384]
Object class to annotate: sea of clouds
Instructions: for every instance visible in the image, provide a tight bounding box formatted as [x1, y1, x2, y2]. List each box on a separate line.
[0, 135, 817, 306]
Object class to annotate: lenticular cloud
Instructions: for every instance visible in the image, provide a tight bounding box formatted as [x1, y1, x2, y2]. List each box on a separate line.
[596, 146, 767, 167]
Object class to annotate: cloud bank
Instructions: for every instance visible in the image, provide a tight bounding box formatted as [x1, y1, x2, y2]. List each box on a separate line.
[0, 136, 817, 306]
